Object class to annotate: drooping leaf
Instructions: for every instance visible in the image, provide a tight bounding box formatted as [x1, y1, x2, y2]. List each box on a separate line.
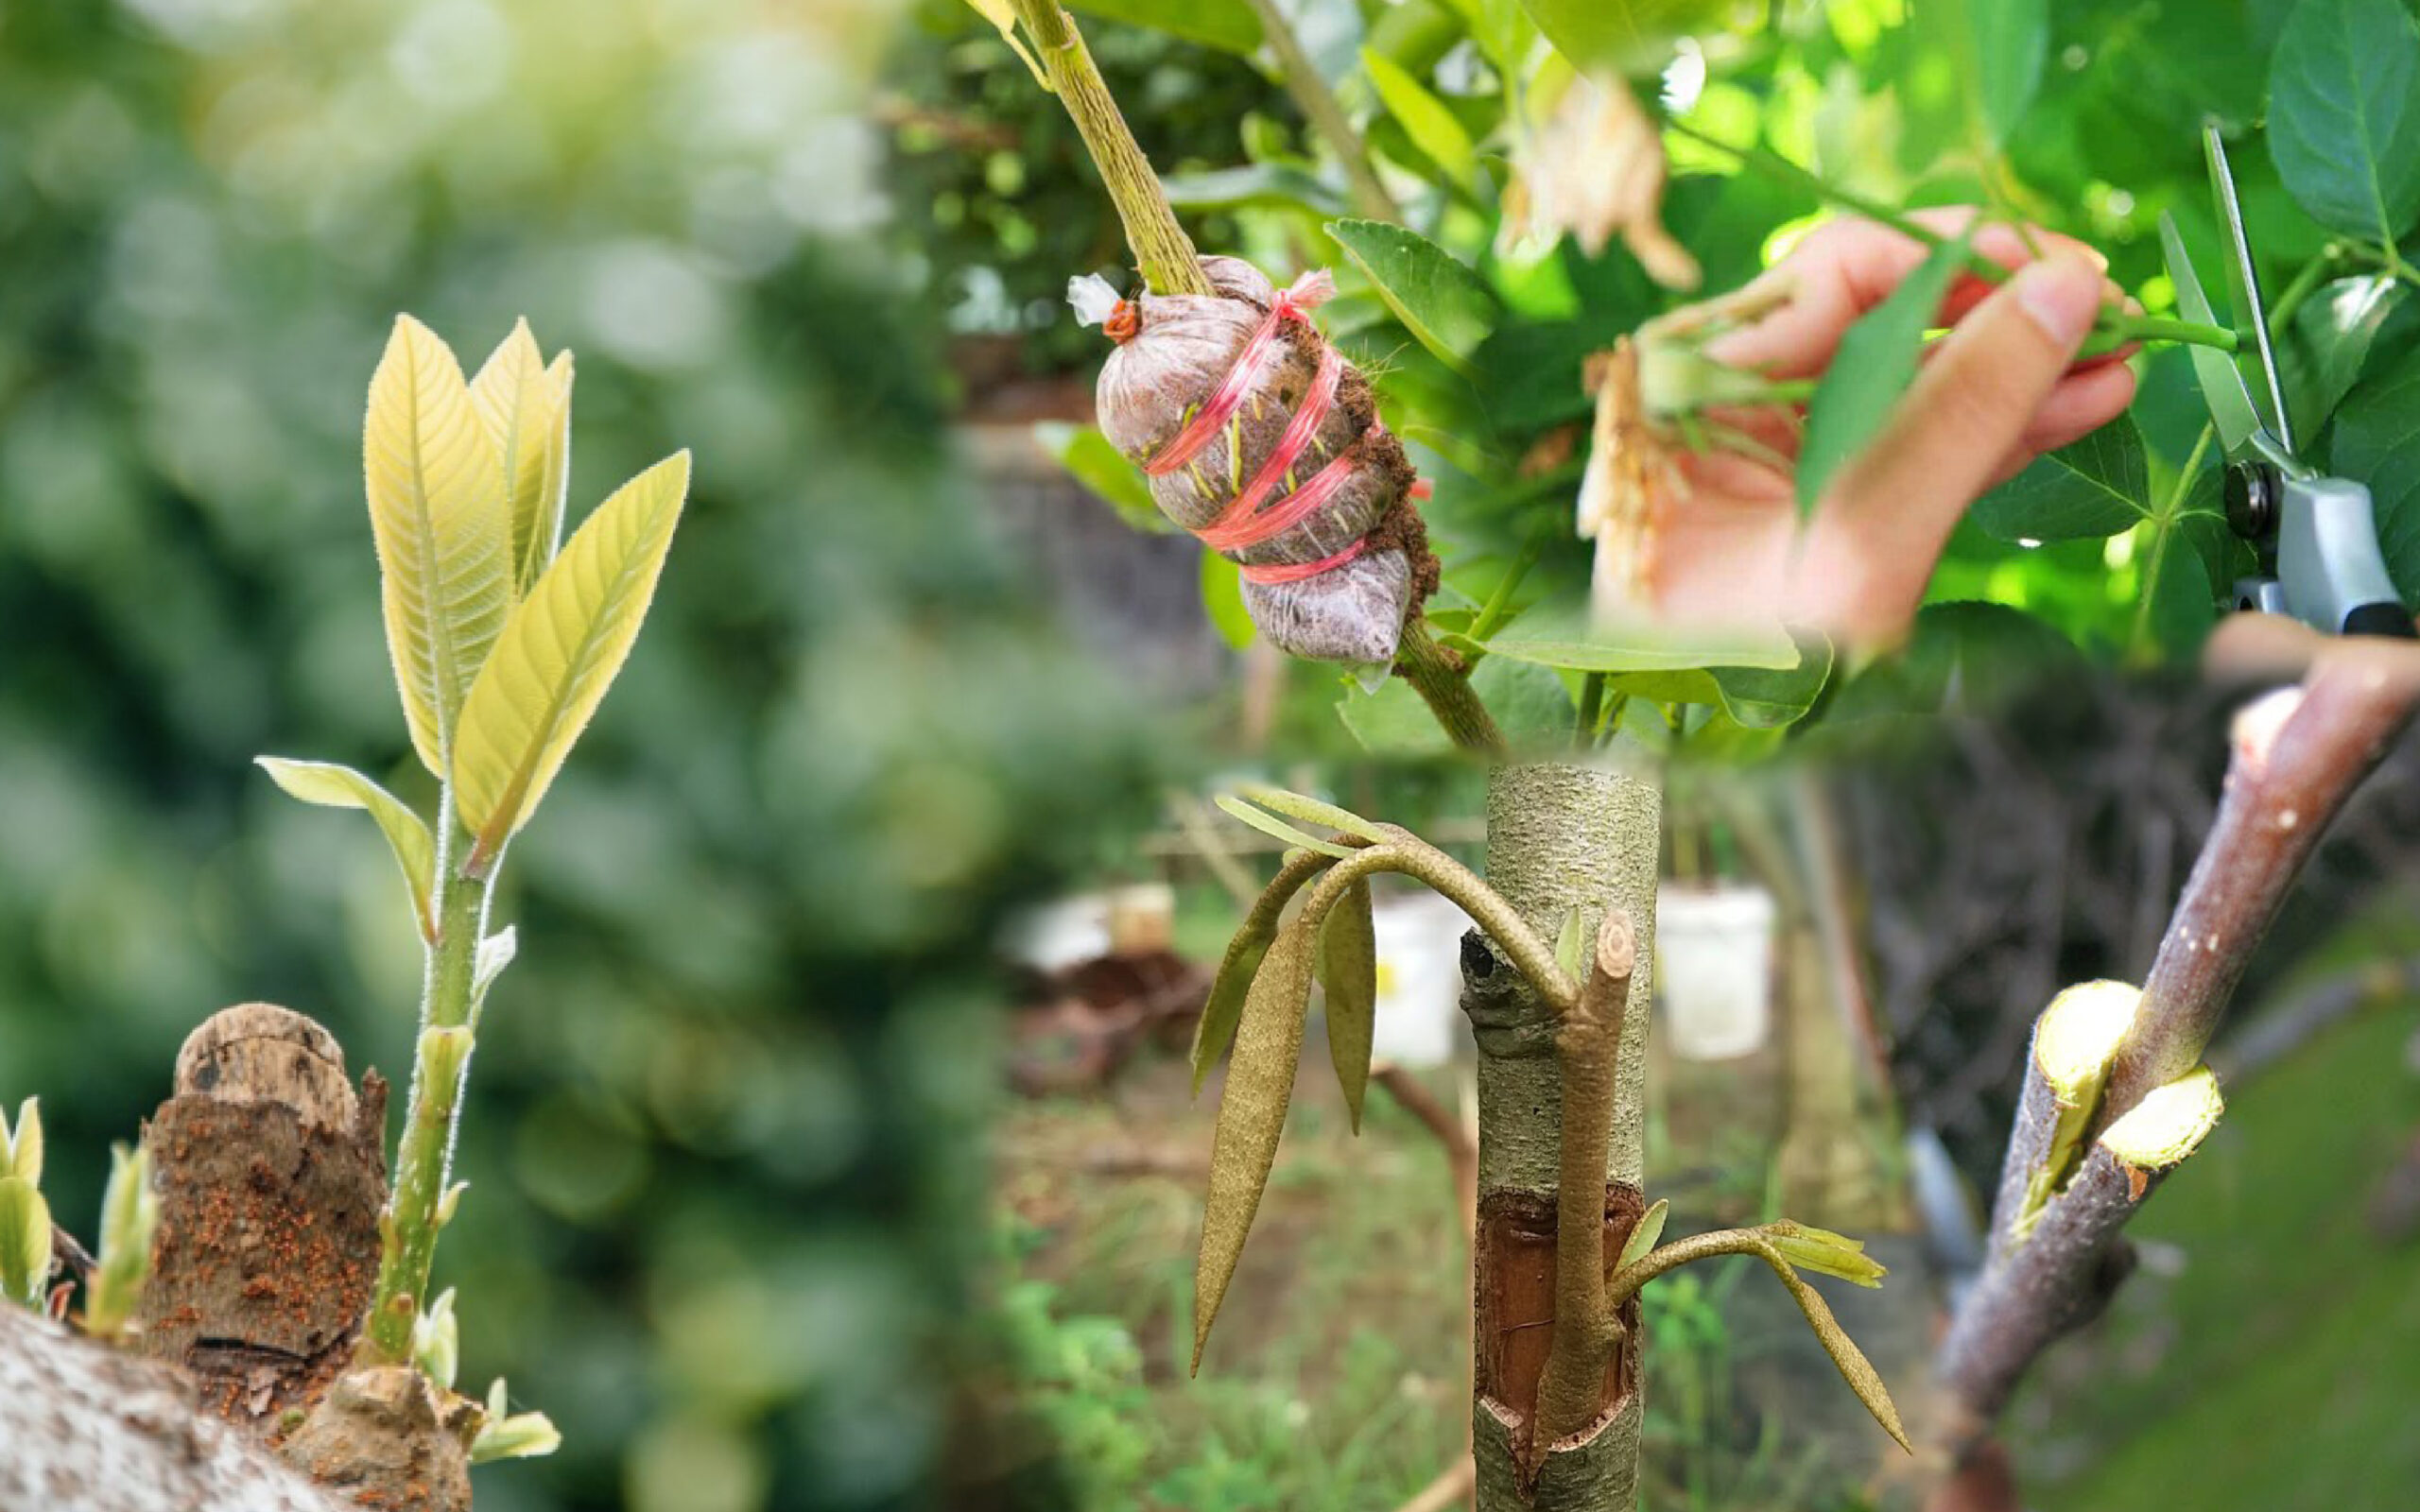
[1361, 49, 1477, 183]
[1616, 1197, 1668, 1270]
[2332, 348, 2420, 604]
[469, 320, 574, 597]
[1195, 916, 1321, 1370]
[1199, 551, 1255, 651]
[255, 757, 439, 940]
[1214, 795, 1357, 858]
[1516, 0, 1730, 72]
[1796, 236, 1969, 516]
[2267, 0, 2420, 245]
[1971, 418, 2152, 542]
[1235, 783, 1389, 845]
[1751, 1237, 1911, 1452]
[0, 1177, 49, 1309]
[1318, 878, 1379, 1131]
[1068, 0, 1262, 57]
[366, 316, 515, 780]
[1326, 219, 1496, 376]
[958, 0, 1048, 85]
[1193, 851, 1334, 1093]
[450, 453, 690, 863]
[1035, 421, 1168, 535]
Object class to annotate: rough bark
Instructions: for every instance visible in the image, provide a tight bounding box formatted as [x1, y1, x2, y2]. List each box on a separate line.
[1461, 762, 1661, 1510]
[135, 1004, 388, 1435]
[0, 1270, 348, 1511]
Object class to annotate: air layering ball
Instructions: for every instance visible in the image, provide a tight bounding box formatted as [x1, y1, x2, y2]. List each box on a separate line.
[1077, 257, 1436, 667]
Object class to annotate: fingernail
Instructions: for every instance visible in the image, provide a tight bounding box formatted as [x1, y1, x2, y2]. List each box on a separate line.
[2013, 257, 2103, 348]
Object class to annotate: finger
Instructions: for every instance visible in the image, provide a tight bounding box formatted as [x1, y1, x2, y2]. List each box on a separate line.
[2014, 364, 2140, 455]
[1789, 254, 2108, 646]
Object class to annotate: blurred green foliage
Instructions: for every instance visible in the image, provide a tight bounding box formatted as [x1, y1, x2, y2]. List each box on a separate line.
[0, 1, 1162, 1507]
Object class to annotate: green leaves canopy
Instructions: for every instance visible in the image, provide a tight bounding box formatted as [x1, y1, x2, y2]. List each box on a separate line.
[2267, 0, 2420, 246]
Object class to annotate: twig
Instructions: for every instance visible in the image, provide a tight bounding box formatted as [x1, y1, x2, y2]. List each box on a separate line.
[1934, 644, 2420, 1455]
[1238, 0, 1399, 222]
[1397, 620, 1510, 760]
[1390, 1456, 1478, 1512]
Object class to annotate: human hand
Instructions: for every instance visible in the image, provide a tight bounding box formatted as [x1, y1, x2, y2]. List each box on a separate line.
[1641, 209, 2138, 650]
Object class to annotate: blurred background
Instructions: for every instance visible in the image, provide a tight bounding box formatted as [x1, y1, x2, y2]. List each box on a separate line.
[5, 2, 2419, 1511]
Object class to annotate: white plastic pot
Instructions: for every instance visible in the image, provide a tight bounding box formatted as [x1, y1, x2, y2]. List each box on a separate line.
[1655, 883, 1777, 1061]
[1367, 889, 1478, 1067]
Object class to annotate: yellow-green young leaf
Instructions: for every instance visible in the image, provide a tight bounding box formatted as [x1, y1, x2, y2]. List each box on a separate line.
[255, 757, 439, 941]
[959, 0, 1048, 86]
[367, 316, 515, 779]
[83, 1142, 158, 1340]
[1318, 879, 1378, 1132]
[1752, 1238, 1910, 1452]
[1765, 1221, 1888, 1288]
[1195, 916, 1319, 1372]
[451, 453, 691, 864]
[469, 320, 574, 598]
[1215, 794, 1356, 858]
[1553, 903, 1585, 982]
[1, 1097, 39, 1184]
[1193, 852, 1334, 1094]
[1234, 782, 1388, 845]
[0, 1176, 49, 1308]
[1616, 1197, 1668, 1270]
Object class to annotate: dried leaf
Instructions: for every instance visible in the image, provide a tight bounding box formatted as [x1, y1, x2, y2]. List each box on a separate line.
[1233, 782, 1388, 845]
[1194, 915, 1320, 1372]
[1191, 851, 1333, 1094]
[1318, 879, 1378, 1132]
[1753, 1237, 1910, 1452]
[1214, 794, 1356, 858]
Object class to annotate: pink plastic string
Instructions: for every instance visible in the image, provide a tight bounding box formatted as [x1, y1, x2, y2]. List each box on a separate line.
[1240, 538, 1368, 585]
[1195, 343, 1343, 548]
[1144, 270, 1336, 477]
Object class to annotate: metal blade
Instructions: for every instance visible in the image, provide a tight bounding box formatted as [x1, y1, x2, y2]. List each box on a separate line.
[2159, 210, 2264, 462]
[2204, 123, 2297, 456]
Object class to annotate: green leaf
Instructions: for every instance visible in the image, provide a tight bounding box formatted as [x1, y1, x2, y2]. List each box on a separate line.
[1797, 236, 1969, 516]
[1920, 0, 2048, 146]
[82, 1142, 157, 1340]
[2267, 0, 2420, 244]
[1318, 879, 1379, 1132]
[1336, 677, 1457, 757]
[1470, 656, 1577, 745]
[1035, 421, 1167, 535]
[1192, 855, 1333, 1094]
[0, 1177, 49, 1308]
[366, 316, 516, 781]
[2279, 275, 2411, 432]
[451, 453, 690, 864]
[2332, 348, 2420, 604]
[1971, 419, 2152, 542]
[1516, 0, 1729, 72]
[1200, 551, 1255, 651]
[1361, 49, 1477, 183]
[255, 758, 439, 941]
[1765, 1220, 1889, 1288]
[1326, 219, 1496, 376]
[1597, 635, 1838, 730]
[1068, 0, 1262, 56]
[1616, 1198, 1668, 1270]
[1480, 598, 1803, 674]
[468, 320, 574, 597]
[2140, 474, 2232, 657]
[1195, 916, 1320, 1370]
[1162, 163, 1348, 218]
[1214, 795, 1357, 858]
[1234, 784, 1389, 845]
[1750, 1238, 1910, 1452]
[471, 1380, 562, 1464]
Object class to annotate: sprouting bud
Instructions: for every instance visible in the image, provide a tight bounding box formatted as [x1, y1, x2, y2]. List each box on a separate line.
[0, 1176, 50, 1310]
[470, 1379, 562, 1464]
[418, 1026, 475, 1092]
[82, 1141, 160, 1341]
[436, 1181, 469, 1228]
[1, 1097, 42, 1184]
[412, 1287, 459, 1389]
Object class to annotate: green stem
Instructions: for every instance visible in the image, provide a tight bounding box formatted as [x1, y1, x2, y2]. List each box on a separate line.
[1239, 0, 1398, 223]
[2129, 423, 2216, 657]
[2266, 243, 2342, 334]
[360, 828, 491, 1365]
[1394, 618, 1510, 759]
[1010, 0, 1209, 296]
[1659, 114, 2238, 353]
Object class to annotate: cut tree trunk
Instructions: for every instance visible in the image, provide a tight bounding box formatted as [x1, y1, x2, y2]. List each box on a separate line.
[1461, 763, 1662, 1510]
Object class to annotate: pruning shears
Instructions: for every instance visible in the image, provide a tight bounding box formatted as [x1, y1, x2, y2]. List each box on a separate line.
[2157, 124, 2414, 639]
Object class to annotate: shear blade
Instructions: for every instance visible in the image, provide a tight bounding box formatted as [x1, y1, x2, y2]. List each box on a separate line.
[2158, 211, 2265, 463]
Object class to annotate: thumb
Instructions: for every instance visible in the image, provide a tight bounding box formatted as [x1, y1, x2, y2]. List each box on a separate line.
[1789, 254, 2105, 647]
